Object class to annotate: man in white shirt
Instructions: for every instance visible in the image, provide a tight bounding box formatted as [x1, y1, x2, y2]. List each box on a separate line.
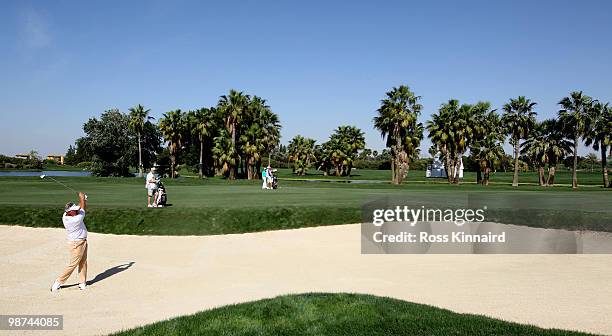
[146, 167, 159, 207]
[51, 191, 88, 292]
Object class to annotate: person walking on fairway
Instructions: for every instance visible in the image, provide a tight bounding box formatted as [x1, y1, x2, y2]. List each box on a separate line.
[51, 191, 89, 292]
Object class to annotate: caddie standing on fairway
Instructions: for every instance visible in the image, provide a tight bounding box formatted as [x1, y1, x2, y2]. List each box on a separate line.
[51, 191, 89, 292]
[146, 167, 159, 207]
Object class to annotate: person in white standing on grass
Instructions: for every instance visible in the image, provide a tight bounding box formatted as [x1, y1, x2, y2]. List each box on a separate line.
[146, 167, 159, 207]
[51, 191, 89, 292]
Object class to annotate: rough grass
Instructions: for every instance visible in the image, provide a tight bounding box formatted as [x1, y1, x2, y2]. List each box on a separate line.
[110, 293, 595, 336]
[0, 206, 359, 235]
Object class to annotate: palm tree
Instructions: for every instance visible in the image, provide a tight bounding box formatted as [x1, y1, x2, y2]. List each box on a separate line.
[521, 119, 572, 187]
[501, 96, 537, 187]
[246, 96, 281, 178]
[212, 129, 237, 177]
[542, 119, 572, 186]
[373, 85, 424, 184]
[427, 101, 456, 183]
[470, 110, 505, 185]
[190, 107, 217, 178]
[585, 153, 598, 172]
[128, 104, 153, 177]
[325, 126, 365, 176]
[558, 91, 594, 189]
[288, 135, 316, 176]
[521, 122, 548, 186]
[585, 102, 611, 187]
[217, 90, 250, 179]
[159, 110, 186, 178]
[428, 100, 488, 184]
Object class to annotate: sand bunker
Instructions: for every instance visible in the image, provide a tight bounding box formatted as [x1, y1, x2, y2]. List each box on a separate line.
[1, 224, 611, 335]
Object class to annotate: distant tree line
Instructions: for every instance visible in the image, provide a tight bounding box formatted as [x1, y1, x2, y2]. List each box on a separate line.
[62, 86, 611, 189]
[283, 85, 611, 189]
[376, 85, 611, 188]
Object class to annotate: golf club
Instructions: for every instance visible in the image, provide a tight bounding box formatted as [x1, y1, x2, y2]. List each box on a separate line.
[40, 174, 80, 195]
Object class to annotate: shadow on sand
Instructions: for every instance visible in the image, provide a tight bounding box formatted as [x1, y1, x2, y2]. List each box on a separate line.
[62, 262, 135, 289]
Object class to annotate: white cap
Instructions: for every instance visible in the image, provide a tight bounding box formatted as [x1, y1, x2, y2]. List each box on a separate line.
[64, 203, 80, 212]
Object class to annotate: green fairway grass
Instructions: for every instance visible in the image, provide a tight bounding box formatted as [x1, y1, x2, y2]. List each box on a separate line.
[110, 293, 594, 336]
[255, 168, 609, 186]
[0, 170, 609, 235]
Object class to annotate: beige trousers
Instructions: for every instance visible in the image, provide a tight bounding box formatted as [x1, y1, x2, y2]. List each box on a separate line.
[57, 239, 88, 284]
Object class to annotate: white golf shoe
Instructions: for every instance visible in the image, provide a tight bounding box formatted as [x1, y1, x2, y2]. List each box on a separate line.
[78, 283, 87, 290]
[50, 281, 61, 292]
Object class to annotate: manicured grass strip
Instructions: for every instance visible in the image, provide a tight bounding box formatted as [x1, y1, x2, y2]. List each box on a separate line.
[110, 293, 594, 336]
[2, 205, 610, 235]
[0, 206, 360, 235]
[0, 175, 609, 235]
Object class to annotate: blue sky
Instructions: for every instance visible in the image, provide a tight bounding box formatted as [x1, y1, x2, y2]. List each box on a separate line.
[1, 0, 611, 157]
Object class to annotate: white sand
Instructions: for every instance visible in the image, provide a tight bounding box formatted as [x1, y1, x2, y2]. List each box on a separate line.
[1, 224, 611, 335]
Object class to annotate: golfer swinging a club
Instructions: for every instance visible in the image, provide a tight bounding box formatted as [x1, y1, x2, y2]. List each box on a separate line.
[51, 191, 89, 292]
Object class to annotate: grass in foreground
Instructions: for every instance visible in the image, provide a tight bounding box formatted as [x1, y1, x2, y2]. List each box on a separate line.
[111, 293, 594, 336]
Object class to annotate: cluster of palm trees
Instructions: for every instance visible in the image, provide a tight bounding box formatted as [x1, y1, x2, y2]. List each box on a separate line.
[127, 86, 609, 188]
[129, 90, 281, 179]
[427, 100, 498, 185]
[287, 126, 366, 176]
[375, 85, 611, 188]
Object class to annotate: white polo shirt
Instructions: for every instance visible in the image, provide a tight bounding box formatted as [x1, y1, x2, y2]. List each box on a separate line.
[62, 209, 88, 241]
[146, 172, 158, 189]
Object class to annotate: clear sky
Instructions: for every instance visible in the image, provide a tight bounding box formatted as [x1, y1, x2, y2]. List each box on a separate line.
[1, 0, 611, 157]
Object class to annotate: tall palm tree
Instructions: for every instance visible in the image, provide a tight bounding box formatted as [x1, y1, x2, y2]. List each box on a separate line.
[259, 108, 281, 167]
[426, 101, 456, 183]
[217, 90, 250, 179]
[245, 96, 281, 178]
[128, 104, 153, 177]
[558, 91, 594, 189]
[585, 102, 611, 187]
[159, 110, 186, 178]
[501, 96, 537, 187]
[373, 85, 424, 184]
[191, 107, 217, 178]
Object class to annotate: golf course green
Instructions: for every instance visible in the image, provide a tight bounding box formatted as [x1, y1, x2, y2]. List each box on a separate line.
[0, 169, 609, 235]
[111, 293, 595, 336]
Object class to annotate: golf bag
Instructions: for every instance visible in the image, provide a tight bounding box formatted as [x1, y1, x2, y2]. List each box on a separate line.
[272, 176, 278, 189]
[154, 181, 167, 206]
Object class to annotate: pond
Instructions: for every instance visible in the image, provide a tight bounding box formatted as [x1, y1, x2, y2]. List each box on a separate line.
[0, 170, 92, 177]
